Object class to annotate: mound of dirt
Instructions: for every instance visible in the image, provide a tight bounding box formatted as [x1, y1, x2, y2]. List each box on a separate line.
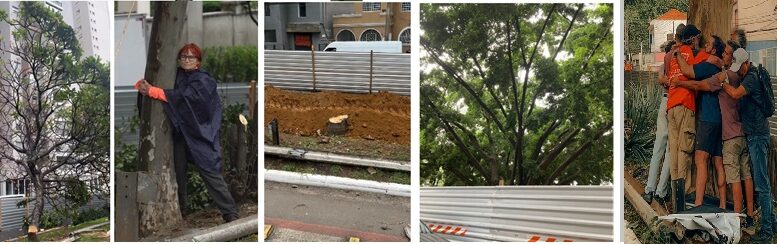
[264, 86, 410, 145]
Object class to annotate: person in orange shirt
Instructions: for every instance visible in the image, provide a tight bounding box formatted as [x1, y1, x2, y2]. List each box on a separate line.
[665, 24, 704, 212]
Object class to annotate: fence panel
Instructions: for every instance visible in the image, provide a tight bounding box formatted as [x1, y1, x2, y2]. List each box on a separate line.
[264, 50, 411, 95]
[420, 185, 613, 242]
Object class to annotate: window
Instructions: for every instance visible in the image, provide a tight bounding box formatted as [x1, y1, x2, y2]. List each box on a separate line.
[401, 2, 410, 12]
[336, 30, 355, 41]
[360, 29, 382, 41]
[265, 4, 270, 16]
[3, 179, 27, 196]
[265, 30, 277, 42]
[298, 3, 307, 17]
[399, 28, 410, 44]
[362, 2, 381, 12]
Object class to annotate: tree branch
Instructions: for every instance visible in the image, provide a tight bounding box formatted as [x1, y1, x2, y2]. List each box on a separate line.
[545, 123, 612, 184]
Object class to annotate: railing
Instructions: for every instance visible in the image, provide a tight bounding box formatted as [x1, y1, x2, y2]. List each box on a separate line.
[264, 50, 411, 95]
[420, 185, 613, 242]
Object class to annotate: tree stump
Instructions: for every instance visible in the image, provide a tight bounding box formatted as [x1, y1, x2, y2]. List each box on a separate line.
[326, 115, 349, 135]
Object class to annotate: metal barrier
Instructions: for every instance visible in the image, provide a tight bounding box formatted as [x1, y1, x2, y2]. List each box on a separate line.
[264, 50, 411, 95]
[420, 185, 613, 242]
[0, 195, 107, 234]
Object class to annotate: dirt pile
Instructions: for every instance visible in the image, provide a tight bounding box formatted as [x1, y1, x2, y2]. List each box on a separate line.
[264, 86, 410, 145]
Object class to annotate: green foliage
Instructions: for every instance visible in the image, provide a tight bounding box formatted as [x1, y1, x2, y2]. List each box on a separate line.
[421, 3, 613, 186]
[63, 181, 90, 208]
[624, 72, 662, 163]
[115, 109, 140, 172]
[202, 46, 258, 83]
[624, 0, 688, 54]
[203, 1, 222, 12]
[38, 210, 66, 229]
[72, 205, 109, 226]
[185, 168, 211, 211]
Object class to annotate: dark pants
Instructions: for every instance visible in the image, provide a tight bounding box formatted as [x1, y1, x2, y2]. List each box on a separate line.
[174, 133, 239, 220]
[747, 135, 775, 238]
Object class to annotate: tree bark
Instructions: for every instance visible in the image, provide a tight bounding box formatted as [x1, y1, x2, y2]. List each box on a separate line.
[687, 0, 732, 43]
[137, 1, 188, 237]
[687, 0, 731, 196]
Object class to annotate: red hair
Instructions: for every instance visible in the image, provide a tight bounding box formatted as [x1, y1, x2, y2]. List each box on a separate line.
[178, 43, 202, 61]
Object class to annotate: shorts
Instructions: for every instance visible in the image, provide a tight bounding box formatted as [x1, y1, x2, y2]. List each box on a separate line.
[722, 136, 752, 183]
[695, 121, 722, 157]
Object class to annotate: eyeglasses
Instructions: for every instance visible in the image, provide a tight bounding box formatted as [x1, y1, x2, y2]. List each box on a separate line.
[179, 55, 198, 62]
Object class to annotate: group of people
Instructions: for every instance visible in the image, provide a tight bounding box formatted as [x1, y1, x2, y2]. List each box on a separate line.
[642, 24, 775, 242]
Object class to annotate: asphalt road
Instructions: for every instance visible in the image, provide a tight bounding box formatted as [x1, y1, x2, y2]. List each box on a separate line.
[264, 181, 410, 242]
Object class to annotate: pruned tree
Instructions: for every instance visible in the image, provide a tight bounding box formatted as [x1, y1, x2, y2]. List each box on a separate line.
[136, 1, 188, 237]
[421, 3, 613, 186]
[0, 2, 109, 240]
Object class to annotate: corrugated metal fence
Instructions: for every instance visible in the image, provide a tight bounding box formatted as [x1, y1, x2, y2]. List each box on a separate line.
[420, 186, 613, 242]
[264, 50, 411, 95]
[0, 195, 107, 233]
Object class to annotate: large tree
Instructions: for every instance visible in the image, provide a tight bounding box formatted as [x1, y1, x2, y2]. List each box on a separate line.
[420, 3, 613, 186]
[0, 2, 109, 240]
[136, 1, 188, 236]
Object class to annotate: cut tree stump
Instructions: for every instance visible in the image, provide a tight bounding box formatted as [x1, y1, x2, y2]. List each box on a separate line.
[326, 115, 349, 135]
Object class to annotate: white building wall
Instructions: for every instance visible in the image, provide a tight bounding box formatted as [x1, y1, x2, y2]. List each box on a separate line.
[734, 0, 777, 43]
[650, 19, 685, 53]
[71, 1, 111, 61]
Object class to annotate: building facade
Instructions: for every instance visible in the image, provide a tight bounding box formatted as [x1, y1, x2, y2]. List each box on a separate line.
[68, 1, 111, 61]
[265, 3, 331, 51]
[264, 2, 411, 52]
[648, 9, 686, 53]
[332, 2, 411, 52]
[732, 0, 777, 75]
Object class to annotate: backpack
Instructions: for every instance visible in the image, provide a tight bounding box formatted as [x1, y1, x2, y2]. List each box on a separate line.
[753, 64, 775, 117]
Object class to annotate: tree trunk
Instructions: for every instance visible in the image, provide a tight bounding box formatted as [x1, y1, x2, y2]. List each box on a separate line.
[687, 0, 731, 197]
[688, 0, 732, 41]
[26, 170, 44, 241]
[137, 1, 188, 237]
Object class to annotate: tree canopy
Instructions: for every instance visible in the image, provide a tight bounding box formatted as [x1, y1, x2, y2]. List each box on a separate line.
[420, 3, 613, 186]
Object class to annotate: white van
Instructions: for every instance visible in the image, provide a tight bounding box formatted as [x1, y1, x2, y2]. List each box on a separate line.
[323, 41, 402, 53]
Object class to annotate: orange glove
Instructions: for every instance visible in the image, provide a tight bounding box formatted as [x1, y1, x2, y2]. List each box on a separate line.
[147, 86, 167, 102]
[134, 79, 167, 102]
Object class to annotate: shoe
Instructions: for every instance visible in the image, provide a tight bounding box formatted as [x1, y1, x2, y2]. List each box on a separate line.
[642, 191, 654, 204]
[745, 216, 755, 228]
[223, 214, 240, 223]
[656, 194, 669, 205]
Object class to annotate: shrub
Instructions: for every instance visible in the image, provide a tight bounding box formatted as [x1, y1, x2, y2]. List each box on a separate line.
[624, 71, 662, 164]
[202, 46, 258, 84]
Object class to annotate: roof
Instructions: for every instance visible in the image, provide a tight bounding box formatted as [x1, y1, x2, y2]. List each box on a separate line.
[655, 9, 687, 20]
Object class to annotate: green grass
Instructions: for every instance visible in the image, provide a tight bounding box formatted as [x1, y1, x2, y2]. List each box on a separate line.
[281, 164, 297, 172]
[17, 217, 109, 242]
[330, 165, 343, 175]
[75, 231, 109, 242]
[390, 171, 410, 185]
[349, 169, 375, 181]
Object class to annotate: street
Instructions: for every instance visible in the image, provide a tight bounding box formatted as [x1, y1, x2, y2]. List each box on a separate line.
[264, 181, 410, 242]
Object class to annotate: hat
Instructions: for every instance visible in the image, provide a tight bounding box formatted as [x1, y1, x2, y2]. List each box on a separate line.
[729, 48, 749, 72]
[681, 25, 701, 41]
